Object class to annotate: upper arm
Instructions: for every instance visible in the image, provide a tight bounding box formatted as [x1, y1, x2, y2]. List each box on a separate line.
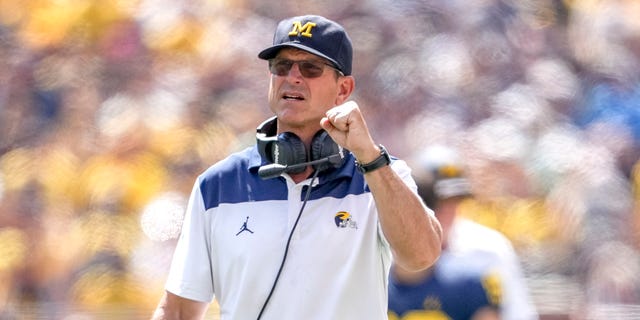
[152, 291, 209, 320]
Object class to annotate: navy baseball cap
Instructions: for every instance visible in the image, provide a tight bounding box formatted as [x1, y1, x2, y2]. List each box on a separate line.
[258, 15, 353, 76]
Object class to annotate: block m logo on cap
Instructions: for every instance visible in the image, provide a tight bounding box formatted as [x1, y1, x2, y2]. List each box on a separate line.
[288, 21, 317, 38]
[258, 15, 353, 75]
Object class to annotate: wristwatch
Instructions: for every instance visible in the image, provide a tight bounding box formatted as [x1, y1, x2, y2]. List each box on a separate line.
[355, 144, 391, 174]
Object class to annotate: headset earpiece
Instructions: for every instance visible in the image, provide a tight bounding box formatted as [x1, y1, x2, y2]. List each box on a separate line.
[256, 116, 278, 162]
[256, 116, 346, 175]
[273, 132, 307, 174]
[310, 130, 343, 171]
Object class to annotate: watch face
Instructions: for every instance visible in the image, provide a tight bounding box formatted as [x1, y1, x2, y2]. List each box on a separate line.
[380, 145, 390, 160]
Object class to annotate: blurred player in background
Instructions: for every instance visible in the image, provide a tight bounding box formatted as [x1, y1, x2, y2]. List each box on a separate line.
[388, 145, 538, 320]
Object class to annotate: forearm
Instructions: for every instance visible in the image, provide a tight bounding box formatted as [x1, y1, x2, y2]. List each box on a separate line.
[319, 102, 442, 269]
[364, 165, 442, 271]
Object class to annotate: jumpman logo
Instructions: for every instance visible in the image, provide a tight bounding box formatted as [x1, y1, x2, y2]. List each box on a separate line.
[236, 216, 254, 236]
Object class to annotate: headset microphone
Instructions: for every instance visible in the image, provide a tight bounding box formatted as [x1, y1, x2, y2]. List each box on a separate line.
[258, 153, 344, 179]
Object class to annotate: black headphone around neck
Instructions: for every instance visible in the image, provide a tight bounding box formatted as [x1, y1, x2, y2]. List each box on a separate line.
[256, 116, 346, 174]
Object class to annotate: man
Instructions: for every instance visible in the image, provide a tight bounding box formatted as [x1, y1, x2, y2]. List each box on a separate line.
[388, 145, 537, 320]
[152, 15, 442, 320]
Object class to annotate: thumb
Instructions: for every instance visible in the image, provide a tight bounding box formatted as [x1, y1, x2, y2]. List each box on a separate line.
[320, 117, 346, 145]
[320, 117, 334, 132]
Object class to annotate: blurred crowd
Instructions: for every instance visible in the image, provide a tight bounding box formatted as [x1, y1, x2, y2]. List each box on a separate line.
[0, 0, 639, 318]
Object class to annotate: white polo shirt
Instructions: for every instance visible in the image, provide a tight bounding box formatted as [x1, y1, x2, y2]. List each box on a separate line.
[165, 146, 422, 320]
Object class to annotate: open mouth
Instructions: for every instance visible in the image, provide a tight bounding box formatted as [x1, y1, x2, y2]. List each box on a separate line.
[283, 93, 305, 101]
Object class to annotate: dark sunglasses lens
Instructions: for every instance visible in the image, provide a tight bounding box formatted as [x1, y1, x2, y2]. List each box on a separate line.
[270, 60, 292, 76]
[269, 60, 325, 78]
[299, 62, 324, 78]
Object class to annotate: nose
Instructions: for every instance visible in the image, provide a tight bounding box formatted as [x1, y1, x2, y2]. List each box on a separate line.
[286, 62, 304, 79]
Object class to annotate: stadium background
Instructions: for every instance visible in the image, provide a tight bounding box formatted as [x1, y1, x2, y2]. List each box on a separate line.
[1, 0, 639, 318]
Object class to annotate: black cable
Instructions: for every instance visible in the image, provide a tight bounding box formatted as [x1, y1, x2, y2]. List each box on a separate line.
[256, 170, 320, 320]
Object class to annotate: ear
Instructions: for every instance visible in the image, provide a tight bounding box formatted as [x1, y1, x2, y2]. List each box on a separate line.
[335, 76, 355, 105]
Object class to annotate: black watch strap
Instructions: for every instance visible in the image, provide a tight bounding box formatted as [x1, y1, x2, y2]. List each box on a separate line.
[355, 144, 391, 174]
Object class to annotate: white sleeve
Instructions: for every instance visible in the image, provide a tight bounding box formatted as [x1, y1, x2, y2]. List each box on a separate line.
[495, 240, 539, 320]
[392, 159, 436, 217]
[165, 177, 215, 303]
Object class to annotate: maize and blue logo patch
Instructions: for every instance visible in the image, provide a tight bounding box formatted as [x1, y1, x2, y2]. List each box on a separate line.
[334, 211, 358, 229]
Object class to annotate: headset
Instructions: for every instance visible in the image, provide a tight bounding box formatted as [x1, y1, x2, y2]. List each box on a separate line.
[256, 116, 346, 179]
[254, 116, 346, 319]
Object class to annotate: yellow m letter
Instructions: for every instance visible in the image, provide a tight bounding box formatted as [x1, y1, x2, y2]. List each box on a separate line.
[288, 21, 317, 38]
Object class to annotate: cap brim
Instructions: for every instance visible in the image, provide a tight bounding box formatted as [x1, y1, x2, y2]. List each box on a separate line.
[258, 43, 341, 71]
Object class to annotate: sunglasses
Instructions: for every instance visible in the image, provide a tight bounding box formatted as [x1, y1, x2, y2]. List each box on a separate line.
[268, 58, 343, 78]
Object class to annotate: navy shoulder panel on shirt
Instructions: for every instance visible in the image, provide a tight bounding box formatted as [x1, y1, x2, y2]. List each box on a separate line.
[198, 146, 372, 210]
[198, 147, 287, 210]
